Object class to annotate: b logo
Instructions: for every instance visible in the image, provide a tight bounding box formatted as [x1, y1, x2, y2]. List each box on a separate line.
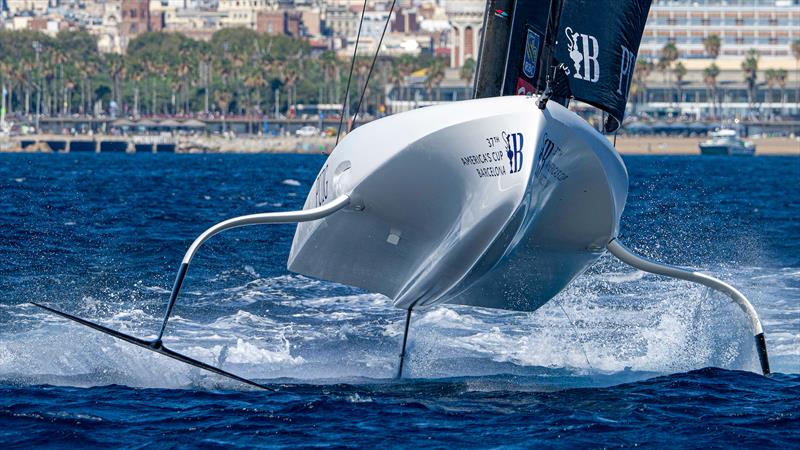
[564, 27, 600, 83]
[503, 131, 524, 174]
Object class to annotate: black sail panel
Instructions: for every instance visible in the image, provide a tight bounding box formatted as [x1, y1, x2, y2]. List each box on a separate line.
[554, 0, 652, 131]
[474, 0, 517, 99]
[500, 0, 553, 96]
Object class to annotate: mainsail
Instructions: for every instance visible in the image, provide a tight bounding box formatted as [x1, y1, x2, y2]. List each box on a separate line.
[474, 0, 652, 131]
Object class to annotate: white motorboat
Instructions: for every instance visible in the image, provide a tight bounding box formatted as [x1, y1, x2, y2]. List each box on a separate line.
[700, 129, 756, 156]
[33, 0, 771, 388]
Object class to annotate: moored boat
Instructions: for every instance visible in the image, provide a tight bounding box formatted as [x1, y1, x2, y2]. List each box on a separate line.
[700, 129, 756, 156]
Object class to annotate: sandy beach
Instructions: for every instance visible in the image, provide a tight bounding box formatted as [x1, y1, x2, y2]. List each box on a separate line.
[611, 136, 800, 155]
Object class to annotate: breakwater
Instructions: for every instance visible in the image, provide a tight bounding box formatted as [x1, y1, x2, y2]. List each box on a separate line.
[0, 134, 335, 154]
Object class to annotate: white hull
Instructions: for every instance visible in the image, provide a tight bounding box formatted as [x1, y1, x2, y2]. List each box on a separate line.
[288, 96, 627, 312]
[699, 143, 755, 156]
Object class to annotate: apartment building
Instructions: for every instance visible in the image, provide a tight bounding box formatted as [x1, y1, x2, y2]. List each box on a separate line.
[641, 0, 800, 58]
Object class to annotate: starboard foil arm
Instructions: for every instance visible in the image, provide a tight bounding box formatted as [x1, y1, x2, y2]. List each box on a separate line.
[607, 238, 770, 375]
[31, 195, 351, 390]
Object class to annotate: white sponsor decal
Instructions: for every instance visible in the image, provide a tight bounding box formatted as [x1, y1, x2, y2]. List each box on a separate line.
[616, 45, 636, 96]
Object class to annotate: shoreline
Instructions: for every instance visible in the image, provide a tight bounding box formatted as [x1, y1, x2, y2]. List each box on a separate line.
[1, 135, 798, 155]
[610, 136, 799, 156]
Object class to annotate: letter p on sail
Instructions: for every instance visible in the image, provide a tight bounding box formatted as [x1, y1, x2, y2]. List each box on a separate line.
[617, 46, 635, 95]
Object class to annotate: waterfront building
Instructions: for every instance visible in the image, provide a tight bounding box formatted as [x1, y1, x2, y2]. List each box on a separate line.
[5, 0, 49, 15]
[163, 7, 225, 40]
[218, 0, 275, 30]
[445, 0, 483, 68]
[641, 0, 800, 59]
[256, 8, 302, 36]
[322, 4, 357, 37]
[90, 1, 123, 53]
[120, 0, 150, 48]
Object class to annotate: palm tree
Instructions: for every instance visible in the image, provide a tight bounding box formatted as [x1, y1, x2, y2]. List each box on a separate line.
[703, 63, 720, 118]
[0, 61, 11, 115]
[198, 54, 212, 115]
[214, 90, 232, 117]
[660, 43, 679, 66]
[398, 55, 417, 110]
[176, 61, 191, 115]
[764, 68, 777, 107]
[629, 58, 652, 113]
[130, 71, 143, 118]
[659, 43, 678, 103]
[775, 68, 788, 114]
[64, 79, 76, 115]
[741, 49, 759, 113]
[459, 58, 476, 100]
[389, 62, 405, 106]
[673, 61, 687, 105]
[792, 39, 800, 114]
[51, 50, 68, 115]
[425, 59, 446, 102]
[106, 54, 126, 112]
[81, 62, 98, 116]
[244, 71, 267, 132]
[703, 34, 721, 59]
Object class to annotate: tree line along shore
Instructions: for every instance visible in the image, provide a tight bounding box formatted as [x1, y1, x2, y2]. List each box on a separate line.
[0, 28, 459, 121]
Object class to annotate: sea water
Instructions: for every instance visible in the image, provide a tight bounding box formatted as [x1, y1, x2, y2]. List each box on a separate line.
[0, 153, 798, 447]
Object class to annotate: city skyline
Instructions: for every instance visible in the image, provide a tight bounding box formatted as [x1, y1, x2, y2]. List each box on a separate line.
[1, 0, 799, 123]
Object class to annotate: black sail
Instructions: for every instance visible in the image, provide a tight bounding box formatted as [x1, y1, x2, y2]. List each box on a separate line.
[499, 0, 554, 96]
[474, 0, 554, 99]
[553, 0, 652, 131]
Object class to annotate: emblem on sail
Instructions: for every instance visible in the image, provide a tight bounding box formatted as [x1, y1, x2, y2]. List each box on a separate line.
[522, 28, 541, 79]
[564, 27, 600, 82]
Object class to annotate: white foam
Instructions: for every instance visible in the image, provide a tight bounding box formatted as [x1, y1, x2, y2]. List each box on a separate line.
[3, 262, 797, 389]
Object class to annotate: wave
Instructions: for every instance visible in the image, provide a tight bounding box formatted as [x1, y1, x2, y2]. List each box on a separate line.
[1, 258, 797, 390]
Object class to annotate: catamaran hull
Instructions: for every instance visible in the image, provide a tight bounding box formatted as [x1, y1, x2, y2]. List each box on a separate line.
[288, 96, 627, 312]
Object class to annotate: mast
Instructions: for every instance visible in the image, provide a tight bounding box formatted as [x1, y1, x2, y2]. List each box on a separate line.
[473, 0, 561, 99]
[537, 0, 566, 95]
[473, 0, 516, 99]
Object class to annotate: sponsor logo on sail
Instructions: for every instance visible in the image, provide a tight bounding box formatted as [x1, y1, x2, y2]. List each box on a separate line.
[494, 9, 509, 19]
[522, 29, 541, 79]
[616, 45, 636, 96]
[516, 78, 536, 96]
[564, 27, 600, 83]
[503, 131, 524, 174]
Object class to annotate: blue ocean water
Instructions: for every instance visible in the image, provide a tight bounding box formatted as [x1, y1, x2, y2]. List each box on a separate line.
[1, 153, 798, 447]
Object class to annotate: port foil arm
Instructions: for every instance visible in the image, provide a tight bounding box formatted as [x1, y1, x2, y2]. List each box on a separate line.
[156, 194, 351, 343]
[607, 238, 770, 375]
[32, 195, 351, 391]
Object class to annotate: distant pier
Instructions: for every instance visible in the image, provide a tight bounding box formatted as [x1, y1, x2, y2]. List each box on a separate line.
[10, 135, 177, 153]
[1, 134, 336, 154]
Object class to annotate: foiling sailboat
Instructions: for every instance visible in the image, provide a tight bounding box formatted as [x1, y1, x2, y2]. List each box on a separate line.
[33, 0, 770, 389]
